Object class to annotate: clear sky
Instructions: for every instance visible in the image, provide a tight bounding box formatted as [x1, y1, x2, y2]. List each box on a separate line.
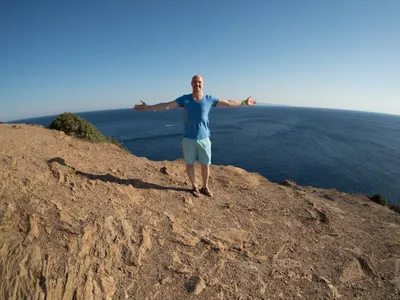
[1, 0, 399, 121]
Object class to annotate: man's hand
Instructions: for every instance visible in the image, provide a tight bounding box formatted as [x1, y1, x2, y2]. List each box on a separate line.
[245, 96, 257, 106]
[134, 100, 147, 111]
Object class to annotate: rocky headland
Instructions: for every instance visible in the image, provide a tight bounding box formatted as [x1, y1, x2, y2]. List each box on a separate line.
[1, 123, 399, 299]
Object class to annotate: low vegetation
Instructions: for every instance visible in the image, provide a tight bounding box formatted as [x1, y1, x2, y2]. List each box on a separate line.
[369, 194, 400, 214]
[49, 113, 108, 143]
[48, 112, 127, 150]
[389, 204, 400, 214]
[107, 136, 126, 150]
[369, 194, 388, 206]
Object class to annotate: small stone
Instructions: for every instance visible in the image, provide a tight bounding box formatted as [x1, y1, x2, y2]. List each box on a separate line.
[101, 276, 116, 299]
[176, 266, 191, 274]
[160, 167, 169, 175]
[339, 259, 364, 283]
[185, 275, 206, 295]
[183, 197, 193, 208]
[255, 255, 268, 263]
[222, 203, 232, 209]
[209, 278, 219, 286]
[160, 276, 171, 285]
[27, 215, 40, 242]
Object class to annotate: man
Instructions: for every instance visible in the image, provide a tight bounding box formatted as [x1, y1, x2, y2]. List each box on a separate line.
[134, 75, 256, 197]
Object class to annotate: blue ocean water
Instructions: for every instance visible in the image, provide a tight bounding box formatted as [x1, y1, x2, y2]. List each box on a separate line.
[11, 106, 400, 204]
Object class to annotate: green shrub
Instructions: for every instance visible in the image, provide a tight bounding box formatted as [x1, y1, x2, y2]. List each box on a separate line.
[48, 112, 129, 152]
[389, 204, 400, 214]
[369, 194, 388, 206]
[48, 113, 109, 143]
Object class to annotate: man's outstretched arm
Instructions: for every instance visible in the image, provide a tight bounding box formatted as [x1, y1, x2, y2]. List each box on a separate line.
[134, 100, 179, 111]
[216, 96, 257, 108]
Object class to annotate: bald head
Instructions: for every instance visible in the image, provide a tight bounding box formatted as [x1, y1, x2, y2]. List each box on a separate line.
[191, 75, 204, 93]
[192, 75, 203, 82]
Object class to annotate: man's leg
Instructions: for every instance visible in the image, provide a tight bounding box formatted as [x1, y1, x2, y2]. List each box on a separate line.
[186, 164, 197, 189]
[182, 138, 200, 196]
[201, 164, 209, 189]
[198, 138, 213, 197]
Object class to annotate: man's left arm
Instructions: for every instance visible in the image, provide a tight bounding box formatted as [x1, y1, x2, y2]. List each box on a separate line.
[216, 96, 257, 108]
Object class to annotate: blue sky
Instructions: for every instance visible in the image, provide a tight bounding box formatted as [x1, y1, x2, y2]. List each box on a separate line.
[1, 0, 399, 121]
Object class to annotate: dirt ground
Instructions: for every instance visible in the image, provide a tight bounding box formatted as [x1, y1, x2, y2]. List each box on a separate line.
[1, 124, 400, 299]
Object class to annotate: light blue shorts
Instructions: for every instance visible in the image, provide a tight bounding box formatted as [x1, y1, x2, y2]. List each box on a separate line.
[182, 137, 212, 165]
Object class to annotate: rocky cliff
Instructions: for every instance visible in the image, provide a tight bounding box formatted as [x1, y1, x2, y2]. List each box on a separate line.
[1, 124, 399, 299]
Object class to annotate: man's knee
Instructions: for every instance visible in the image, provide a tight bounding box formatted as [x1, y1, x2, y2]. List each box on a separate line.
[186, 164, 194, 169]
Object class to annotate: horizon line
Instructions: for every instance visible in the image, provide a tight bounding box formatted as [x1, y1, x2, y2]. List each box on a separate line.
[3, 104, 400, 123]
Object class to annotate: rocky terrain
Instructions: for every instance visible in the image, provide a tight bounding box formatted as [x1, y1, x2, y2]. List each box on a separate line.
[1, 124, 399, 299]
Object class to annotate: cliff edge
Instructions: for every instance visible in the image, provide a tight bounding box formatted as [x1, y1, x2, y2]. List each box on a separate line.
[1, 124, 399, 299]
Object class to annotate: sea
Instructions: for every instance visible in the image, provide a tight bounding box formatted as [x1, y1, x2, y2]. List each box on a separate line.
[10, 106, 400, 205]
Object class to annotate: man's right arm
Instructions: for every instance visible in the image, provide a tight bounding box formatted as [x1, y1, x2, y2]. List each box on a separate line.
[134, 100, 180, 112]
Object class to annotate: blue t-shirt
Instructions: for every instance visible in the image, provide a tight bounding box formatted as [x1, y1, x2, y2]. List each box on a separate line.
[175, 94, 219, 140]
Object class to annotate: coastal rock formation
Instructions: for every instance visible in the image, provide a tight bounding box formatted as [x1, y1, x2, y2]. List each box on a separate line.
[1, 124, 399, 299]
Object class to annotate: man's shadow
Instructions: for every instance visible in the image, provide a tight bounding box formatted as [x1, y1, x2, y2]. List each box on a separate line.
[47, 157, 190, 192]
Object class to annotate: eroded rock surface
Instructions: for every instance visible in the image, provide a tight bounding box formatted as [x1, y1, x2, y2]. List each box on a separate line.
[1, 124, 400, 299]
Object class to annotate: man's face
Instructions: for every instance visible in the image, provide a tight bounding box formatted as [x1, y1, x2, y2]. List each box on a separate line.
[191, 76, 204, 91]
